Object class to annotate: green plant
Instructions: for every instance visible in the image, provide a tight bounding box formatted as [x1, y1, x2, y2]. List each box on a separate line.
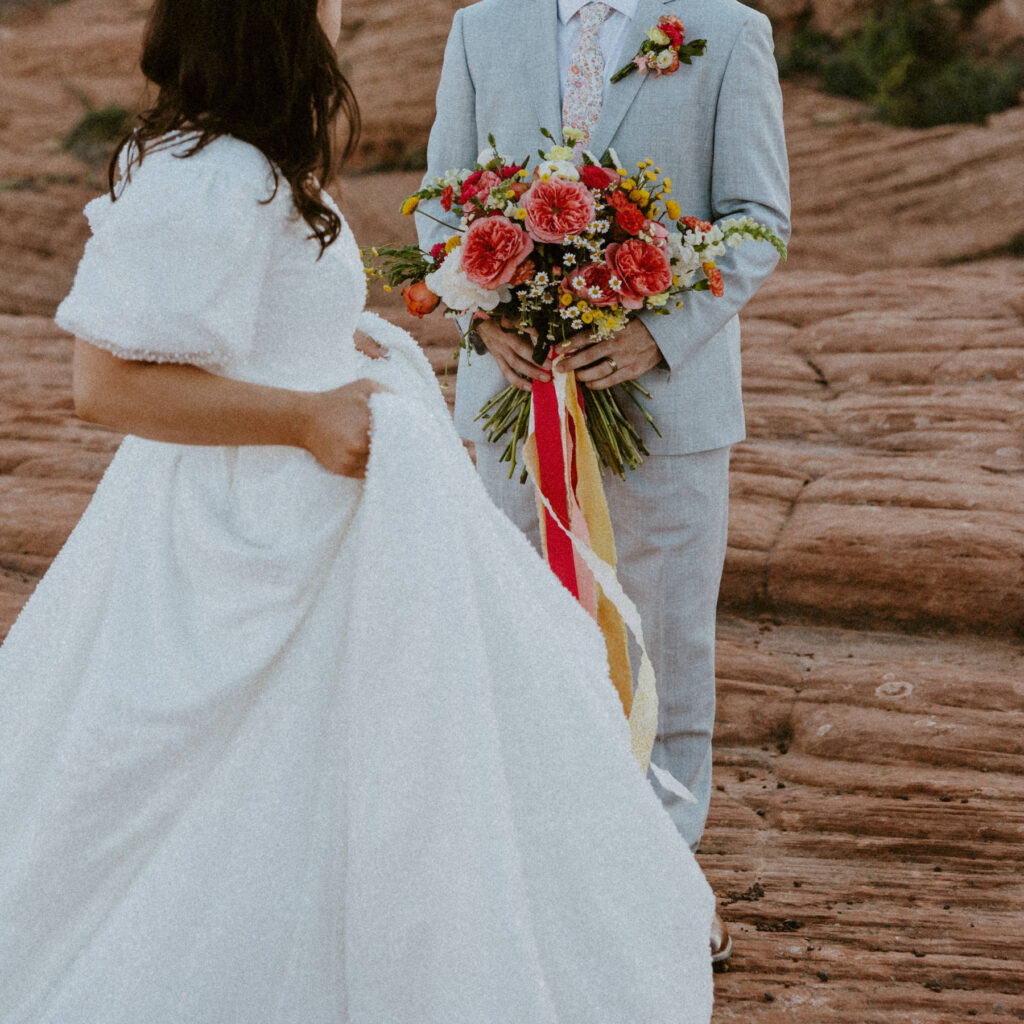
[62, 103, 132, 166]
[782, 0, 1024, 127]
[776, 10, 838, 78]
[875, 54, 1024, 126]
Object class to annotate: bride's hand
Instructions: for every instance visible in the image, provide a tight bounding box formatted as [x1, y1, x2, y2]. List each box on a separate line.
[299, 378, 392, 478]
[354, 330, 388, 360]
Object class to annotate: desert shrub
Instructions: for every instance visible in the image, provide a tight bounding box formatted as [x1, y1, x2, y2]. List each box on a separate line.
[779, 0, 1023, 127]
[874, 53, 1024, 126]
[62, 104, 132, 166]
[776, 12, 838, 77]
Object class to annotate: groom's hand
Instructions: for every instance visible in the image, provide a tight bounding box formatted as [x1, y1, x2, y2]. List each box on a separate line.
[476, 319, 552, 393]
[555, 319, 664, 389]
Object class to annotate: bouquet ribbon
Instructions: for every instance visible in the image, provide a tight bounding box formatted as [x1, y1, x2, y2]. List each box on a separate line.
[524, 368, 693, 799]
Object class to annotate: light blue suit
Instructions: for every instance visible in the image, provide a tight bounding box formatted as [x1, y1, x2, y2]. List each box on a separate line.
[421, 0, 790, 847]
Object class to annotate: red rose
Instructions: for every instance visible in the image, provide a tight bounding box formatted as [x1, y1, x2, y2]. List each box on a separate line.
[458, 170, 482, 203]
[460, 214, 535, 288]
[609, 190, 647, 235]
[429, 242, 447, 267]
[562, 262, 619, 307]
[659, 15, 685, 48]
[520, 179, 596, 244]
[440, 185, 454, 212]
[402, 280, 441, 318]
[459, 169, 501, 205]
[581, 165, 619, 191]
[606, 239, 672, 309]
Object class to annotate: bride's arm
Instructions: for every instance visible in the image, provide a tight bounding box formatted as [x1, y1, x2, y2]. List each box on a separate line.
[73, 339, 386, 478]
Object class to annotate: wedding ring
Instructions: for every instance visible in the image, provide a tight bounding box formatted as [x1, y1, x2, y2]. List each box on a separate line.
[606, 358, 618, 373]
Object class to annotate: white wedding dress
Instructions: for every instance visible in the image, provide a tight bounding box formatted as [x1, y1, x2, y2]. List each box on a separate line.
[0, 136, 714, 1023]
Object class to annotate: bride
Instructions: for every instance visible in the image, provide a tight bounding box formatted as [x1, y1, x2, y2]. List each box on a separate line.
[0, 0, 715, 1020]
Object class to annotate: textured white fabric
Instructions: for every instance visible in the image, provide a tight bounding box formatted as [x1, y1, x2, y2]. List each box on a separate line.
[0, 136, 714, 1023]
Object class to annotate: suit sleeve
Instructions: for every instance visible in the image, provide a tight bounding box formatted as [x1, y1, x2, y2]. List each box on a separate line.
[417, 9, 479, 256]
[640, 13, 791, 371]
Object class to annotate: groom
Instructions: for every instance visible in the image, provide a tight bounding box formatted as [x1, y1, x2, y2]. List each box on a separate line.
[420, 0, 789, 957]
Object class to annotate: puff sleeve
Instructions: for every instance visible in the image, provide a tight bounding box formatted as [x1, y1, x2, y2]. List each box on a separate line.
[55, 139, 281, 370]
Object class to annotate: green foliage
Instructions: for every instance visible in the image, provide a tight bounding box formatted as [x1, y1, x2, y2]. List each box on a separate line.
[874, 54, 1024, 126]
[1006, 232, 1024, 258]
[62, 104, 131, 166]
[778, 0, 1024, 128]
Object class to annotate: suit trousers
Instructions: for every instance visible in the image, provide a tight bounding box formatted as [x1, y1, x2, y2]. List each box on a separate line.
[475, 439, 731, 850]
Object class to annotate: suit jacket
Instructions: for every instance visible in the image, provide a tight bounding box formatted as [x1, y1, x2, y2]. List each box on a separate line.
[420, 0, 791, 454]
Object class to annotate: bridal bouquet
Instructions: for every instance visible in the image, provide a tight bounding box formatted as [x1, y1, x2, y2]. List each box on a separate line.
[367, 131, 786, 479]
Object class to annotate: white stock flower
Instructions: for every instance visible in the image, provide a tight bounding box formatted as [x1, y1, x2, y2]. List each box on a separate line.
[652, 49, 675, 70]
[666, 231, 699, 273]
[424, 254, 508, 313]
[476, 146, 499, 166]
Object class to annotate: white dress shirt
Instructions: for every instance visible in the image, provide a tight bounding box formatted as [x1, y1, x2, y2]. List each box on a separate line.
[557, 0, 639, 104]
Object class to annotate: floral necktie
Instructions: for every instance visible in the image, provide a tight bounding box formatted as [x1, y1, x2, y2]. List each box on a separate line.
[562, 2, 613, 151]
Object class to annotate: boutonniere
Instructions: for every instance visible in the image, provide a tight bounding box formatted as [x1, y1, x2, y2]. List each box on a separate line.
[610, 15, 706, 83]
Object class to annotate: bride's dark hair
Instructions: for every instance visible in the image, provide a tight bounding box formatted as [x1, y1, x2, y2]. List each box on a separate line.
[109, 0, 360, 254]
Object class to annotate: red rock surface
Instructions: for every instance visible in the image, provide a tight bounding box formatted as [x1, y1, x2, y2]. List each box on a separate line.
[1, 0, 1023, 1019]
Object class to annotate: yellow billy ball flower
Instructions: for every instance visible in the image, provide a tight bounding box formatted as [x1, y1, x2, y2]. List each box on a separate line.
[516, 208, 527, 220]
[622, 178, 637, 191]
[400, 195, 420, 216]
[560, 292, 574, 306]
[666, 199, 682, 220]
[644, 169, 657, 182]
[630, 189, 651, 206]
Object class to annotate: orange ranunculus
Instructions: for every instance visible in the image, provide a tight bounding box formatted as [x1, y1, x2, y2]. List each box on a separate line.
[402, 280, 441, 318]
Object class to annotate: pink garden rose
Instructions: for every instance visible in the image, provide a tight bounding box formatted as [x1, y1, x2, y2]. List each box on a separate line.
[647, 221, 670, 248]
[606, 239, 672, 309]
[460, 215, 535, 289]
[562, 263, 619, 307]
[520, 179, 596, 244]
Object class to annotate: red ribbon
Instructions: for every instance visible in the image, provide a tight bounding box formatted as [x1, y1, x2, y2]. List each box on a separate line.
[531, 378, 579, 600]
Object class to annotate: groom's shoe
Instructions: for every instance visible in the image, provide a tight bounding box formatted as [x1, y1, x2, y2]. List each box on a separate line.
[710, 913, 733, 963]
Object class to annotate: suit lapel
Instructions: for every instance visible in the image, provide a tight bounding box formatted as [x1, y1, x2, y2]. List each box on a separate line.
[588, 0, 668, 157]
[522, 0, 566, 145]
